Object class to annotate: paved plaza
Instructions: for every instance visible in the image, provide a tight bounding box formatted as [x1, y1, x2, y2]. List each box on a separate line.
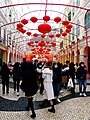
[0, 77, 90, 120]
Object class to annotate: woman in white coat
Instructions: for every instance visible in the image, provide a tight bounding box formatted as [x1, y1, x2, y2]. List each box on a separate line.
[42, 62, 55, 113]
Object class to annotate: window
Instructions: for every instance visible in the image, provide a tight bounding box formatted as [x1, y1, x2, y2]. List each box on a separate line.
[76, 0, 80, 6]
[76, 20, 80, 36]
[85, 11, 90, 29]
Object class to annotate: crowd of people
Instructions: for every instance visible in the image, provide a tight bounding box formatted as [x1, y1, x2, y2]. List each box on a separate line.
[0, 58, 88, 119]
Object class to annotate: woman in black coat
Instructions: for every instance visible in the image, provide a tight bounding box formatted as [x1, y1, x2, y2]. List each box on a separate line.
[1, 62, 10, 94]
[21, 61, 38, 119]
[13, 62, 22, 96]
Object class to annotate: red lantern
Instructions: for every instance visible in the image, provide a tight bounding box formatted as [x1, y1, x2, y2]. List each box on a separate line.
[49, 34, 54, 39]
[66, 24, 72, 29]
[47, 48, 51, 51]
[62, 32, 67, 37]
[51, 42, 56, 47]
[56, 33, 61, 38]
[17, 23, 23, 28]
[62, 20, 69, 26]
[20, 29, 26, 34]
[54, 17, 61, 23]
[35, 40, 39, 43]
[33, 33, 38, 37]
[43, 15, 50, 22]
[38, 23, 51, 33]
[38, 40, 46, 47]
[30, 17, 38, 23]
[66, 29, 71, 33]
[17, 27, 22, 31]
[21, 19, 28, 25]
[39, 47, 43, 51]
[41, 34, 45, 38]
[26, 32, 31, 36]
[46, 41, 50, 44]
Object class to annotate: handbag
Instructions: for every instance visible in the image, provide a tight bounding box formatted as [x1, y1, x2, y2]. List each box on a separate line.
[67, 78, 74, 89]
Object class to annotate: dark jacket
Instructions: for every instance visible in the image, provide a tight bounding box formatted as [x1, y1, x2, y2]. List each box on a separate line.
[76, 66, 87, 80]
[21, 62, 38, 96]
[13, 62, 22, 81]
[1, 63, 10, 81]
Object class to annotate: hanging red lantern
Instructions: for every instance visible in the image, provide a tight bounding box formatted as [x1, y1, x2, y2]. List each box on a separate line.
[17, 23, 23, 28]
[35, 40, 39, 43]
[39, 47, 43, 51]
[30, 17, 38, 23]
[20, 29, 26, 34]
[46, 41, 50, 44]
[66, 29, 71, 33]
[54, 17, 61, 23]
[38, 40, 46, 47]
[33, 33, 38, 37]
[31, 48, 35, 51]
[21, 19, 28, 25]
[26, 32, 31, 36]
[41, 34, 45, 38]
[27, 42, 31, 46]
[66, 24, 72, 29]
[17, 27, 22, 31]
[62, 32, 67, 37]
[38, 23, 51, 33]
[62, 20, 69, 26]
[56, 33, 61, 38]
[47, 48, 51, 51]
[51, 42, 56, 47]
[43, 15, 50, 22]
[49, 34, 54, 39]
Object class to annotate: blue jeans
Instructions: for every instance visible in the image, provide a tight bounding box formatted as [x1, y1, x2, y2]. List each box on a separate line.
[53, 83, 60, 97]
[79, 79, 87, 93]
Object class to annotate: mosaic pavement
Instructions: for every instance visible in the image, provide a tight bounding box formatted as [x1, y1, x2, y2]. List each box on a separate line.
[0, 77, 90, 120]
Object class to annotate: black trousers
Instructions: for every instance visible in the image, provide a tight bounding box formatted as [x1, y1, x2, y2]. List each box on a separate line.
[14, 80, 20, 92]
[2, 80, 9, 94]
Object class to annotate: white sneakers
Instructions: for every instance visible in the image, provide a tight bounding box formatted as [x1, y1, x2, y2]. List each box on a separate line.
[17, 92, 19, 96]
[83, 93, 87, 97]
[79, 93, 82, 96]
[80, 93, 87, 97]
[57, 99, 61, 103]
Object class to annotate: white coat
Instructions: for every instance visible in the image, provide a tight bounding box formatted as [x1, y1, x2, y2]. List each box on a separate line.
[42, 67, 54, 100]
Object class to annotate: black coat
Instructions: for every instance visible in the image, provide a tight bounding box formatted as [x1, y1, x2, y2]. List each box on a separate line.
[76, 67, 87, 80]
[13, 62, 22, 81]
[21, 62, 38, 96]
[1, 63, 10, 82]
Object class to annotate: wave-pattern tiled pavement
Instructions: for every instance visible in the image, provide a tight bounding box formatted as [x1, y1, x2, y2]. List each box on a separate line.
[0, 77, 90, 120]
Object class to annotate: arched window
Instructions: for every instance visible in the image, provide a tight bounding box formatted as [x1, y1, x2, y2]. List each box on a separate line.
[85, 11, 90, 29]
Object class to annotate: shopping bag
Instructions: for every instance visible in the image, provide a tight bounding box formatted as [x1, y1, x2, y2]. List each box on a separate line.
[67, 78, 74, 89]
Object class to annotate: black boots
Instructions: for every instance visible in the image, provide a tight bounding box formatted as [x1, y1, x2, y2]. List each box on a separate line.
[48, 105, 55, 113]
[30, 113, 36, 119]
[27, 98, 36, 118]
[48, 108, 55, 113]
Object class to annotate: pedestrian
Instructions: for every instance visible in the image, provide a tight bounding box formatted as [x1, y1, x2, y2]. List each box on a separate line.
[1, 62, 10, 94]
[69, 62, 75, 94]
[42, 62, 55, 113]
[52, 62, 61, 103]
[13, 62, 22, 96]
[76, 62, 87, 96]
[21, 61, 38, 119]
